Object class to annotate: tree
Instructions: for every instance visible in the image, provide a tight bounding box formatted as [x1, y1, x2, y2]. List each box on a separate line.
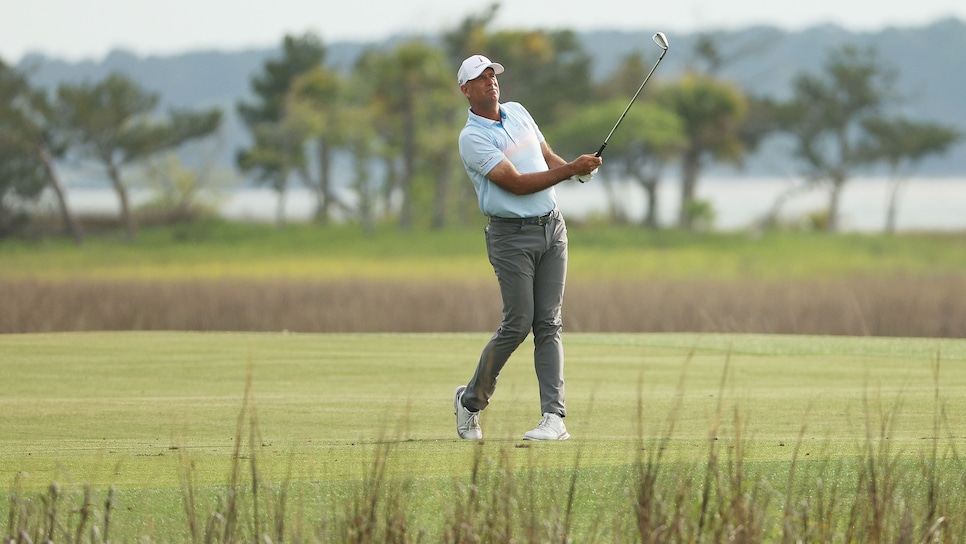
[859, 117, 961, 234]
[285, 65, 352, 224]
[353, 41, 457, 230]
[237, 33, 325, 226]
[655, 75, 748, 230]
[0, 60, 82, 242]
[441, 3, 500, 66]
[690, 30, 780, 77]
[138, 144, 228, 224]
[57, 73, 221, 239]
[341, 102, 382, 234]
[773, 45, 895, 232]
[476, 28, 594, 126]
[549, 98, 685, 228]
[740, 95, 812, 229]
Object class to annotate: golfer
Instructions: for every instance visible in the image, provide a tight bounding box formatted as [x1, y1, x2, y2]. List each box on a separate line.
[453, 54, 602, 441]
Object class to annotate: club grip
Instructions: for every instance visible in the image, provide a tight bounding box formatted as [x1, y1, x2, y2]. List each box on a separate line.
[595, 142, 607, 157]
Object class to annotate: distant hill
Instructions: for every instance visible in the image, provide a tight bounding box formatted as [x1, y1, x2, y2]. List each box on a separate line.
[13, 18, 966, 177]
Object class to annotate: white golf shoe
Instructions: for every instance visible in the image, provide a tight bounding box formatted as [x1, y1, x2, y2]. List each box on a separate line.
[523, 413, 570, 441]
[454, 386, 482, 440]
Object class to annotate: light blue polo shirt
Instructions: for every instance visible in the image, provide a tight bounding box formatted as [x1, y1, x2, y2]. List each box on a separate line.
[459, 101, 557, 218]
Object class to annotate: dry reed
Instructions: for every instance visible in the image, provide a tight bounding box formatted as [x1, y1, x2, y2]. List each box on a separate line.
[2, 276, 965, 337]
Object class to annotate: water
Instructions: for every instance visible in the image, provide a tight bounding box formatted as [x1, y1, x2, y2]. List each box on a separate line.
[51, 177, 966, 232]
[556, 177, 966, 231]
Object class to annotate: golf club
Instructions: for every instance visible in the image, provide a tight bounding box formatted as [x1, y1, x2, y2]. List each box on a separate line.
[594, 31, 669, 158]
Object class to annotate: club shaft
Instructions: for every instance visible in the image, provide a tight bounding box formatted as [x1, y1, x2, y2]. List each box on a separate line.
[595, 48, 667, 157]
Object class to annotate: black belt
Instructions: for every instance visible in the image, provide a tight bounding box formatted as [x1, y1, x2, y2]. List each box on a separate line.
[489, 211, 554, 226]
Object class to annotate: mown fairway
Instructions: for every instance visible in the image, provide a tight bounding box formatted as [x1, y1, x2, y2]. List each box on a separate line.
[3, 331, 966, 540]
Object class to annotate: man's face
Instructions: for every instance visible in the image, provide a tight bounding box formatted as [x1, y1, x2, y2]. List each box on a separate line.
[461, 68, 500, 104]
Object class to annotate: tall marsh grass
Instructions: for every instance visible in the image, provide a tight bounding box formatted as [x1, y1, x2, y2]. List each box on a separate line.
[3, 275, 966, 337]
[5, 223, 966, 337]
[6, 356, 965, 543]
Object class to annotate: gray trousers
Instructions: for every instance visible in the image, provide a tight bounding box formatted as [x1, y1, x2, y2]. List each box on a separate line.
[462, 209, 568, 417]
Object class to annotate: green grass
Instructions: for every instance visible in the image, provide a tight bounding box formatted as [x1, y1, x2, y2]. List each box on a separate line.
[3, 332, 966, 541]
[4, 222, 966, 540]
[3, 220, 966, 282]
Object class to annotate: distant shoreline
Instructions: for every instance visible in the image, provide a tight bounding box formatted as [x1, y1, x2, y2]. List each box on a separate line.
[36, 176, 966, 233]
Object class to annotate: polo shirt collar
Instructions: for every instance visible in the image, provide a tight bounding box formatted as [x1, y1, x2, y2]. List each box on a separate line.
[468, 106, 506, 126]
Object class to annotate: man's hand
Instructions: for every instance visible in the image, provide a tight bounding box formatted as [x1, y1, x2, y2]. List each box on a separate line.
[570, 154, 602, 183]
[574, 168, 598, 183]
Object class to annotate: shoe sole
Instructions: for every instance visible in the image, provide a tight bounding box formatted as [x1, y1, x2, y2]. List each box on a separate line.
[522, 431, 570, 441]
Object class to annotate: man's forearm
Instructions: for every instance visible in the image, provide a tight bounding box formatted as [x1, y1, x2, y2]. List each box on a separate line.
[489, 162, 578, 196]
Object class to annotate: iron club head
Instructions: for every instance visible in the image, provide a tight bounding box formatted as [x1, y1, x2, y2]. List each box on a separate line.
[653, 32, 669, 51]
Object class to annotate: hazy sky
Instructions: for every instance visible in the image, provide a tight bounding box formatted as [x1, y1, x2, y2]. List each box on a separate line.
[2, 0, 964, 62]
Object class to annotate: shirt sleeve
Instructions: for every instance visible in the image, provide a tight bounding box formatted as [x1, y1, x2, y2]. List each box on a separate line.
[459, 128, 505, 177]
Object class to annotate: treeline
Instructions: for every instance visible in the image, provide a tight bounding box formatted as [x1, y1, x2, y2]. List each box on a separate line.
[1, 5, 962, 242]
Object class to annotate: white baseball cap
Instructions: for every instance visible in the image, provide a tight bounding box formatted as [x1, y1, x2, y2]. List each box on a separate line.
[457, 55, 505, 86]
